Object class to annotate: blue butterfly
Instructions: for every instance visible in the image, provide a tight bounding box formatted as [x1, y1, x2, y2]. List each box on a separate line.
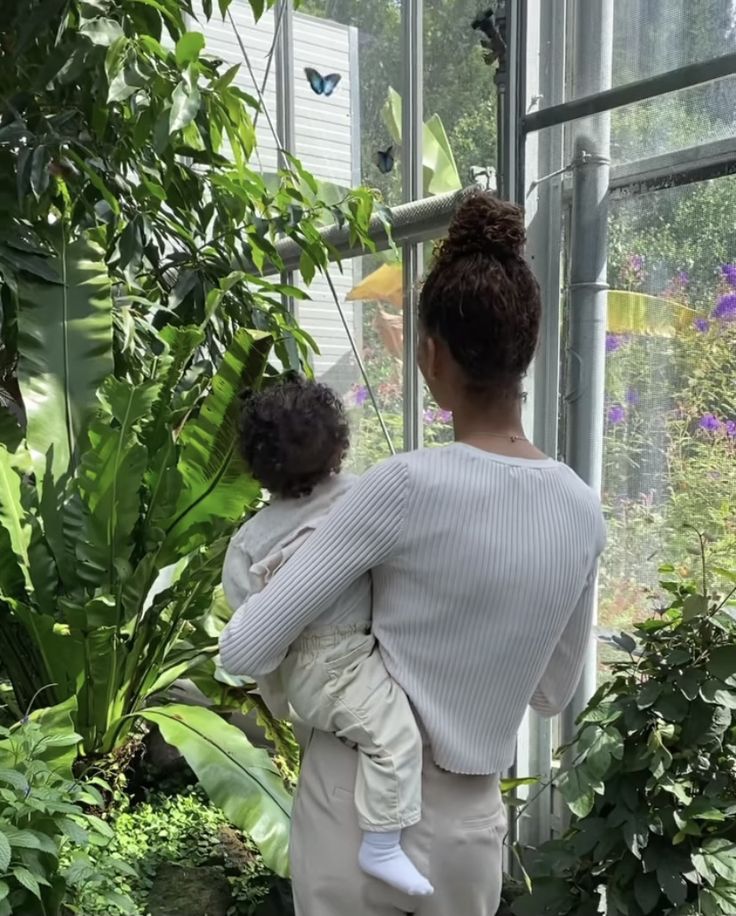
[304, 67, 341, 97]
[374, 146, 395, 174]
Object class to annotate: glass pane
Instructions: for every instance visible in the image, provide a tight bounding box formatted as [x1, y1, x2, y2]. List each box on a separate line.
[611, 0, 736, 87]
[423, 0, 496, 191]
[305, 253, 403, 471]
[610, 74, 736, 165]
[600, 176, 736, 649]
[294, 2, 404, 205]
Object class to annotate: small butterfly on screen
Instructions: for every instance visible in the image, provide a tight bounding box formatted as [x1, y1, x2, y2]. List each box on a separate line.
[373, 146, 395, 174]
[304, 67, 341, 97]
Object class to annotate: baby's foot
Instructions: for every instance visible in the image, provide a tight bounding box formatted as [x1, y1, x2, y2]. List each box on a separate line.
[359, 831, 434, 896]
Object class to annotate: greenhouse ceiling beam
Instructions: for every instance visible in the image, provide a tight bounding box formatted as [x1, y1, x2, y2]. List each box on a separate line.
[608, 136, 736, 196]
[524, 51, 736, 134]
[262, 187, 472, 278]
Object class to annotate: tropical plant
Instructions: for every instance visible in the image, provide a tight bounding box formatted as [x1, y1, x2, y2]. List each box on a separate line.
[0, 0, 378, 403]
[0, 703, 134, 916]
[0, 312, 274, 752]
[514, 555, 736, 916]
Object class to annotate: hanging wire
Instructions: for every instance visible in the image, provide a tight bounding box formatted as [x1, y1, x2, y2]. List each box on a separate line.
[325, 272, 395, 455]
[252, 0, 287, 135]
[227, 5, 395, 456]
[228, 9, 285, 156]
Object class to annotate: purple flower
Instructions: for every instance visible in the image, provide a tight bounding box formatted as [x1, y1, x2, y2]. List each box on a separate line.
[436, 409, 453, 424]
[693, 317, 710, 333]
[721, 263, 736, 287]
[423, 408, 436, 424]
[699, 413, 722, 433]
[626, 387, 640, 406]
[607, 404, 626, 425]
[629, 254, 644, 272]
[726, 420, 736, 439]
[713, 292, 736, 321]
[606, 333, 623, 354]
[677, 270, 689, 287]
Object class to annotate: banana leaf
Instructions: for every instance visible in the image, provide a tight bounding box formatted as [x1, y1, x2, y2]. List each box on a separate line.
[161, 328, 271, 562]
[140, 705, 292, 877]
[382, 86, 462, 196]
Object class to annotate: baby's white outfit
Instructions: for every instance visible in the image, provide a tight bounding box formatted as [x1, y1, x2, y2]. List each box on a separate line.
[221, 474, 422, 833]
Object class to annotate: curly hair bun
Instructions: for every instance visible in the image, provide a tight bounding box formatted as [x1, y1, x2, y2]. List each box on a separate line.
[442, 191, 526, 261]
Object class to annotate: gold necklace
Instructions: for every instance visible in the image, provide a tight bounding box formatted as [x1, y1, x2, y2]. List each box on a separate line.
[474, 432, 529, 444]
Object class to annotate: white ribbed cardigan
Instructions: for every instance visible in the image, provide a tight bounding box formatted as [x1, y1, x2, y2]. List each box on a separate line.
[220, 443, 606, 775]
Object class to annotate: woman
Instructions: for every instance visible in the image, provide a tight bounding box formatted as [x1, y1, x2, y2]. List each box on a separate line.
[220, 192, 606, 916]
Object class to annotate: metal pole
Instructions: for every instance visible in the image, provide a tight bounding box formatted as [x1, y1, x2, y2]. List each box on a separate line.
[525, 0, 567, 850]
[401, 0, 423, 452]
[274, 0, 297, 323]
[561, 0, 613, 743]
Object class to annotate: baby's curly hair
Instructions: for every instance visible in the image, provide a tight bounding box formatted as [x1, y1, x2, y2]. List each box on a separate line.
[238, 375, 350, 499]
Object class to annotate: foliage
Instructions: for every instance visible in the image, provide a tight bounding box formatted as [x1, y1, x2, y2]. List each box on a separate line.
[139, 705, 292, 877]
[0, 0, 379, 392]
[515, 559, 736, 916]
[0, 709, 134, 916]
[71, 788, 291, 916]
[0, 318, 273, 755]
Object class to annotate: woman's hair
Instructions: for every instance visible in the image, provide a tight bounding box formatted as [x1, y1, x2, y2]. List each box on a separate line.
[238, 375, 350, 499]
[418, 191, 541, 396]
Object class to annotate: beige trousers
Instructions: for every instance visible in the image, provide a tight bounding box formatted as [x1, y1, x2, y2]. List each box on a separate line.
[280, 628, 422, 830]
[290, 729, 506, 916]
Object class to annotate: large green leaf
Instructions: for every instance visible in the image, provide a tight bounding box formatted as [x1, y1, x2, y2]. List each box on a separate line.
[139, 705, 292, 876]
[16, 229, 114, 485]
[382, 86, 462, 196]
[74, 379, 160, 588]
[161, 329, 271, 561]
[0, 445, 31, 596]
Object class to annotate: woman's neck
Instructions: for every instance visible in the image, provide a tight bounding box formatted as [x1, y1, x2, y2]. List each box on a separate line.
[451, 398, 546, 459]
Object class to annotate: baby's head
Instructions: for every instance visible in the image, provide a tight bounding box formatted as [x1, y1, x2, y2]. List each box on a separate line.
[238, 375, 350, 499]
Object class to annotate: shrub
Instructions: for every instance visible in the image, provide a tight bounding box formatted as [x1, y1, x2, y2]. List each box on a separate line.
[515, 557, 736, 916]
[0, 714, 133, 915]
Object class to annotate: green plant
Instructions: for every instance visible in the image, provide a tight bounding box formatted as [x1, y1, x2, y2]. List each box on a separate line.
[515, 556, 736, 916]
[0, 322, 272, 750]
[72, 787, 290, 916]
[0, 705, 134, 915]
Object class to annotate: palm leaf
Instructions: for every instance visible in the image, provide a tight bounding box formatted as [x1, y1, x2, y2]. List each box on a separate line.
[161, 329, 271, 562]
[139, 705, 292, 877]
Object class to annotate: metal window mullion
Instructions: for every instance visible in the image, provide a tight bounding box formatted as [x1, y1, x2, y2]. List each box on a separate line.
[525, 0, 567, 851]
[274, 0, 297, 323]
[401, 0, 423, 452]
[524, 50, 736, 134]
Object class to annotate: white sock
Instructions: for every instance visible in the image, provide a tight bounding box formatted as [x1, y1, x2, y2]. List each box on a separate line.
[358, 830, 434, 897]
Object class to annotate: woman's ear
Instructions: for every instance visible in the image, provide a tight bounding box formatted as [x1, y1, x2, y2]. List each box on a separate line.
[418, 334, 439, 382]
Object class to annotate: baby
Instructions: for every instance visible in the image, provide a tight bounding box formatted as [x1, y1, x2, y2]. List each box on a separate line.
[221, 376, 433, 898]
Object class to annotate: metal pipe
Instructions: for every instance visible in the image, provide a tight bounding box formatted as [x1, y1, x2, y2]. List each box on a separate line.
[262, 186, 470, 274]
[524, 50, 736, 134]
[401, 0, 423, 452]
[561, 0, 613, 744]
